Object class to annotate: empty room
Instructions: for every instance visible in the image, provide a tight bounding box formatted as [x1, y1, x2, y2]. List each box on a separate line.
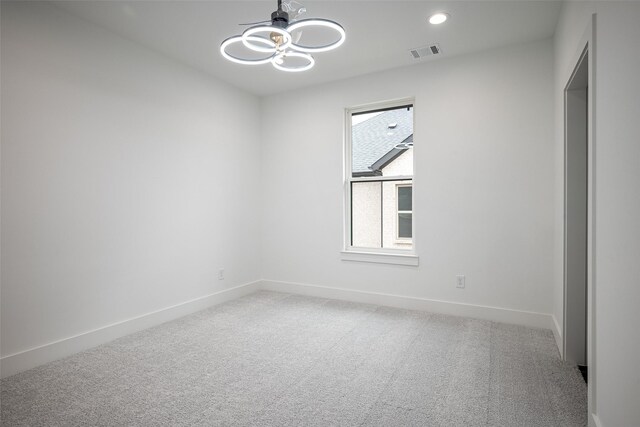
[1, 1, 639, 426]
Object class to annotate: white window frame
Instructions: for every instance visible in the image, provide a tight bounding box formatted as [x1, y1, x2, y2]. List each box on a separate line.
[341, 97, 418, 266]
[395, 183, 413, 243]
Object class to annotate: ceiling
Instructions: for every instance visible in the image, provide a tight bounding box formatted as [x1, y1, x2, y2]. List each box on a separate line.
[54, 1, 562, 97]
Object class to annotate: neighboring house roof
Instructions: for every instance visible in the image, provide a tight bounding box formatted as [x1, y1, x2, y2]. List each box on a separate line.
[352, 107, 413, 176]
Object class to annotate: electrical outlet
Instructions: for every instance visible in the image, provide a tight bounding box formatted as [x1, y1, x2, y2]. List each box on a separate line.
[456, 275, 465, 288]
[218, 269, 224, 280]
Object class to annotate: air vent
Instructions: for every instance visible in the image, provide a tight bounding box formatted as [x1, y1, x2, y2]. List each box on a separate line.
[409, 43, 441, 59]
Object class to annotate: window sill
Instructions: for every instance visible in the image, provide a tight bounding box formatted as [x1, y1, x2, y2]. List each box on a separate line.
[340, 250, 419, 266]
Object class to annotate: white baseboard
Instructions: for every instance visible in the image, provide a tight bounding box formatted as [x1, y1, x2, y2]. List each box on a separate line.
[0, 281, 260, 378]
[1, 279, 558, 378]
[591, 413, 603, 427]
[551, 315, 563, 357]
[259, 279, 555, 331]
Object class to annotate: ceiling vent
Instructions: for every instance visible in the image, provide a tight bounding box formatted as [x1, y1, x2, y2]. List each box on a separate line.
[409, 43, 441, 59]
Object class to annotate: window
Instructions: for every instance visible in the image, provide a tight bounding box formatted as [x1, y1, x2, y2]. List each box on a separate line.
[343, 99, 416, 264]
[396, 184, 412, 240]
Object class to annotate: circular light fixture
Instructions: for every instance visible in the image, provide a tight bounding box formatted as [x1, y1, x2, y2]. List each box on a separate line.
[287, 18, 346, 53]
[220, 1, 345, 72]
[220, 35, 276, 65]
[428, 12, 449, 25]
[271, 51, 315, 72]
[242, 25, 292, 53]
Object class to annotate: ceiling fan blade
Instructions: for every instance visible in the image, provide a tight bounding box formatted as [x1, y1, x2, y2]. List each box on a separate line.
[283, 0, 307, 20]
[238, 20, 271, 26]
[292, 30, 303, 44]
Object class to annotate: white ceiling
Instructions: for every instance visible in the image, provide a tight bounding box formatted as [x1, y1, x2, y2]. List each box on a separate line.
[54, 1, 562, 97]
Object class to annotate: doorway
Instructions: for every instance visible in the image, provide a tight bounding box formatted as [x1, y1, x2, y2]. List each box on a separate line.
[564, 47, 589, 378]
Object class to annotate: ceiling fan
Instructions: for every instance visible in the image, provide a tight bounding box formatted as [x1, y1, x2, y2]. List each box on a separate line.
[220, 0, 345, 72]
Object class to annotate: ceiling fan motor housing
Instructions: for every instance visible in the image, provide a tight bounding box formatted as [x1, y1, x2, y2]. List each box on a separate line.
[271, 10, 289, 28]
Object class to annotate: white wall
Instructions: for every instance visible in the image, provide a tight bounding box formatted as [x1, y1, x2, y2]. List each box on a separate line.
[1, 1, 262, 365]
[554, 2, 640, 426]
[261, 40, 555, 316]
[4, 2, 638, 422]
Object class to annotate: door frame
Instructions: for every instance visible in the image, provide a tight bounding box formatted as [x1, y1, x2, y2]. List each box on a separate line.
[562, 14, 596, 425]
[564, 46, 588, 366]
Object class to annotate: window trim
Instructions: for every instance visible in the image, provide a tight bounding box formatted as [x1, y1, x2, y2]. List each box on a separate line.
[340, 250, 419, 266]
[342, 97, 418, 266]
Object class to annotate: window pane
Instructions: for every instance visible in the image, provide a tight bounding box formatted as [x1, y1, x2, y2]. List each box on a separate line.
[352, 179, 413, 249]
[352, 106, 413, 178]
[398, 186, 412, 211]
[398, 213, 412, 238]
[351, 181, 382, 248]
[348, 102, 413, 252]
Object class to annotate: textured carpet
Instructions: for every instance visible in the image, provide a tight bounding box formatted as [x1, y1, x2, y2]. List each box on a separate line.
[1, 291, 587, 426]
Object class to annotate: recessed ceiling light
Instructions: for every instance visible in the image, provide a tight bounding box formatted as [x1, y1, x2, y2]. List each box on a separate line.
[429, 13, 449, 25]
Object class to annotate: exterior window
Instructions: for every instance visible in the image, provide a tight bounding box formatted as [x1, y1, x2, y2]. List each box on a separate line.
[345, 101, 414, 253]
[397, 184, 412, 239]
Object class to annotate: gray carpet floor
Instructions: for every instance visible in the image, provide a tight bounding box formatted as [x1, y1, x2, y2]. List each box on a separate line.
[1, 291, 587, 426]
